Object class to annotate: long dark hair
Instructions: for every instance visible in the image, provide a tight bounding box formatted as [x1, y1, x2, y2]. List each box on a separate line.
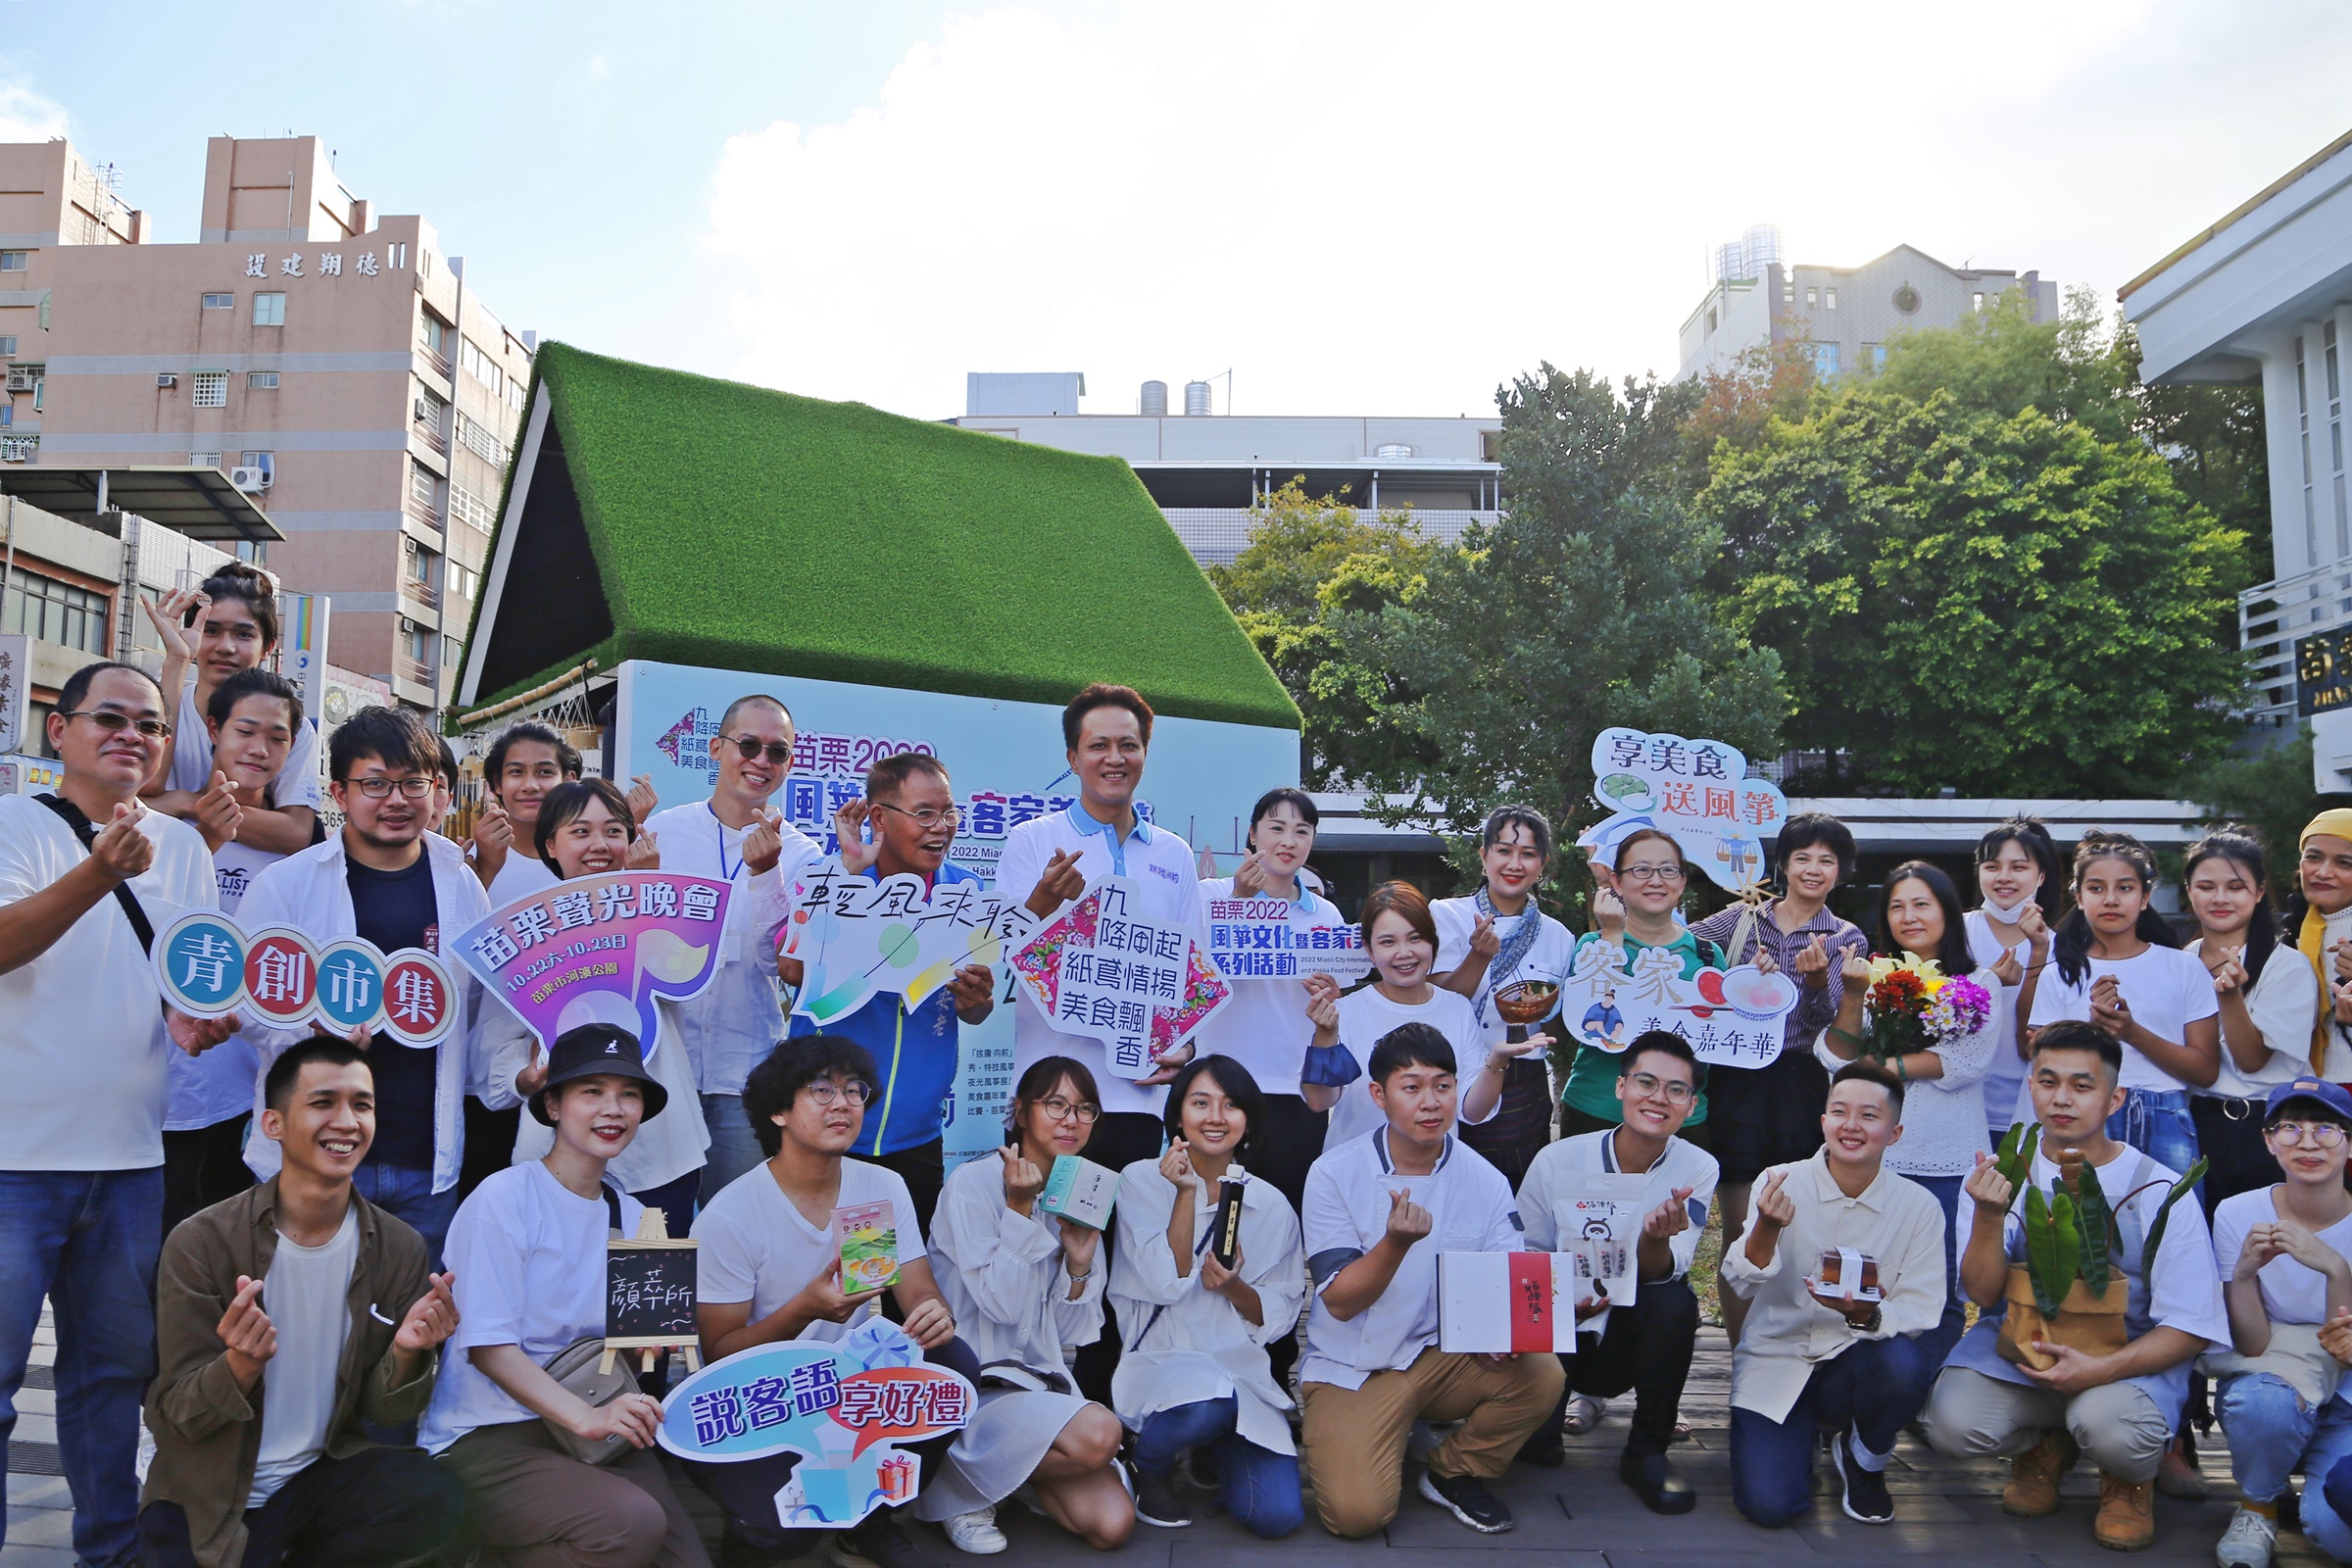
[1160, 1054, 1265, 1168]
[193, 561, 281, 652]
[2053, 829, 2178, 987]
[1974, 816, 2063, 919]
[2182, 827, 2280, 987]
[1878, 860, 1974, 976]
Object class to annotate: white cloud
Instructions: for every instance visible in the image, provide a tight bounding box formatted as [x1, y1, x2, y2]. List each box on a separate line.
[0, 78, 69, 145]
[703, 0, 2352, 418]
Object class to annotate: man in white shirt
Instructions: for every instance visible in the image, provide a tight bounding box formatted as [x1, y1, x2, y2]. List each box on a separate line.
[1514, 1030, 1718, 1513]
[641, 693, 820, 1203]
[1297, 1022, 1564, 1539]
[1924, 1019, 2229, 1552]
[0, 661, 237, 1565]
[240, 706, 493, 1268]
[1720, 1059, 1945, 1530]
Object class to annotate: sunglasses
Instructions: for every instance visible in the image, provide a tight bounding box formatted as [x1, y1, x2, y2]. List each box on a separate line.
[723, 734, 793, 766]
[61, 709, 171, 741]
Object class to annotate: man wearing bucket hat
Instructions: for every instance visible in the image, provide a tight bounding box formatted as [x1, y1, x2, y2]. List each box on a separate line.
[2290, 810, 2352, 1080]
[1924, 1019, 2230, 1551]
[421, 1024, 712, 1568]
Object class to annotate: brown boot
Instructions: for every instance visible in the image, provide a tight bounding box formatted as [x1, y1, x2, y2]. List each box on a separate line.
[2156, 1432, 2208, 1500]
[2095, 1472, 2155, 1551]
[2002, 1431, 2079, 1517]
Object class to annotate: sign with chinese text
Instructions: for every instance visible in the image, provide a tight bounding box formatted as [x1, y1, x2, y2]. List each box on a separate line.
[1580, 726, 1788, 892]
[660, 1320, 975, 1526]
[1556, 937, 1799, 1067]
[152, 911, 457, 1045]
[1008, 876, 1231, 1080]
[1203, 896, 1373, 986]
[781, 858, 1038, 1025]
[0, 634, 27, 755]
[454, 872, 732, 1062]
[2300, 628, 2352, 716]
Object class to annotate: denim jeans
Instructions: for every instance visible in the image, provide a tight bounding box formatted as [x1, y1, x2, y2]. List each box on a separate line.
[2225, 1374, 2352, 1557]
[700, 1093, 765, 1206]
[1730, 1333, 1936, 1528]
[1133, 1396, 1304, 1540]
[2106, 1088, 2200, 1181]
[1904, 1172, 1967, 1366]
[349, 1162, 459, 1271]
[0, 1166, 165, 1568]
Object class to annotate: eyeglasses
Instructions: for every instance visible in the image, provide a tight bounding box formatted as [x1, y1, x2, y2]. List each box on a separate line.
[347, 776, 434, 800]
[1624, 1070, 1695, 1103]
[60, 710, 170, 741]
[725, 735, 794, 766]
[876, 802, 963, 829]
[1621, 864, 1686, 884]
[1036, 1096, 1101, 1124]
[804, 1079, 874, 1106]
[2267, 1121, 2347, 1149]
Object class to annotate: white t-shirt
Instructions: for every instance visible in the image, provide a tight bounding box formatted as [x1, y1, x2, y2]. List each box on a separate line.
[420, 1161, 643, 1453]
[1431, 897, 1577, 1049]
[2213, 1185, 2352, 1327]
[2188, 938, 2319, 1099]
[1190, 876, 1354, 1097]
[1965, 910, 2032, 1132]
[169, 683, 322, 811]
[0, 795, 219, 1169]
[693, 1158, 927, 1339]
[164, 838, 285, 1134]
[1517, 1128, 1719, 1338]
[248, 1204, 358, 1506]
[1322, 985, 1489, 1148]
[485, 851, 558, 910]
[2028, 945, 2221, 1094]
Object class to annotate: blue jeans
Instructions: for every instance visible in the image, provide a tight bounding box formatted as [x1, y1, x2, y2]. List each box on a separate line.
[2107, 1088, 2200, 1179]
[1904, 1172, 1966, 1366]
[0, 1167, 165, 1568]
[350, 1162, 459, 1272]
[2228, 1376, 2352, 1553]
[700, 1093, 765, 1206]
[1133, 1396, 1303, 1540]
[1730, 1333, 1936, 1528]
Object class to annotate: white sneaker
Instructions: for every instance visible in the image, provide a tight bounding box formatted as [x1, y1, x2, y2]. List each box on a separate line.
[2217, 1504, 2277, 1568]
[944, 1507, 1006, 1555]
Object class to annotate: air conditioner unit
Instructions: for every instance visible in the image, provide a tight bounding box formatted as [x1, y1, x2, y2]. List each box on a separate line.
[413, 398, 429, 422]
[156, 373, 177, 388]
[5, 370, 33, 393]
[228, 465, 270, 492]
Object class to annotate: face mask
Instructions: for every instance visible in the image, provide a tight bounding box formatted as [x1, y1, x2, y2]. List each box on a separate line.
[1981, 894, 2036, 923]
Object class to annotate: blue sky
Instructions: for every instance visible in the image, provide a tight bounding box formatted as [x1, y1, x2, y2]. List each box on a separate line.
[7, 1, 2352, 419]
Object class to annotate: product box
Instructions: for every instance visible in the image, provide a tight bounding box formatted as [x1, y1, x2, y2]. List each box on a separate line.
[1816, 1247, 1883, 1304]
[1037, 1155, 1120, 1230]
[834, 1201, 900, 1293]
[1436, 1251, 1583, 1353]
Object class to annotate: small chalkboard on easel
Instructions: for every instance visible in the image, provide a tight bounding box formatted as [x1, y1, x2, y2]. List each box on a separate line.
[603, 1207, 701, 1375]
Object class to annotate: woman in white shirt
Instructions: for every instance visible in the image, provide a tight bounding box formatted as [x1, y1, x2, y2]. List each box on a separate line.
[1301, 881, 1492, 1150]
[2029, 830, 2220, 1176]
[1815, 860, 2000, 1359]
[1964, 817, 2061, 1148]
[923, 1056, 1135, 1551]
[1110, 1054, 1305, 1538]
[2286, 810, 2352, 1082]
[2184, 829, 2321, 1210]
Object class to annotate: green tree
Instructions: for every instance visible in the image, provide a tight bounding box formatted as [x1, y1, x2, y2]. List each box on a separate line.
[2180, 726, 2346, 895]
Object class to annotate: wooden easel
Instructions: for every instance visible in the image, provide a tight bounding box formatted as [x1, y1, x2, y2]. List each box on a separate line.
[602, 1207, 704, 1376]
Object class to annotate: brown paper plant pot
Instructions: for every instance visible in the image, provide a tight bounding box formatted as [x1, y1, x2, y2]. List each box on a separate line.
[1995, 1265, 2129, 1370]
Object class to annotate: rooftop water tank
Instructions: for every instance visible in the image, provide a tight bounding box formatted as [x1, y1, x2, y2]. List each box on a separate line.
[1375, 442, 1415, 460]
[1140, 380, 1168, 416]
[1184, 379, 1212, 416]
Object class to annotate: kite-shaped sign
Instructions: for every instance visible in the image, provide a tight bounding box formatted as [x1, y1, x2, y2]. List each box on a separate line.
[780, 859, 1038, 1026]
[1008, 876, 1230, 1081]
[1579, 726, 1789, 893]
[1556, 937, 1799, 1067]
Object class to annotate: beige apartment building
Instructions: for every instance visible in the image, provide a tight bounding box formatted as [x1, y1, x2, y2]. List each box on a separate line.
[0, 133, 532, 710]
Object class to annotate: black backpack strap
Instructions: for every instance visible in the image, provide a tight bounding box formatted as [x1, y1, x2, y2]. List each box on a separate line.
[602, 1182, 625, 1237]
[34, 793, 155, 956]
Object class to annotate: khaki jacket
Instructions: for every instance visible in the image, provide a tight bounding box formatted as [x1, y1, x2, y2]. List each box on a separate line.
[141, 1178, 438, 1568]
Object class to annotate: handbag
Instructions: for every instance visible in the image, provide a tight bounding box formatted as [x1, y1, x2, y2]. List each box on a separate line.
[538, 1185, 635, 1465]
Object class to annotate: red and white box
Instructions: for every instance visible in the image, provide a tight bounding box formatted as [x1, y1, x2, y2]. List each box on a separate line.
[1435, 1251, 1583, 1353]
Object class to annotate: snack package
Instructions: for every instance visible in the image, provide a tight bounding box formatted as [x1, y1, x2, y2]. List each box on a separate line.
[836, 1200, 901, 1293]
[1817, 1247, 1883, 1303]
[1038, 1155, 1120, 1230]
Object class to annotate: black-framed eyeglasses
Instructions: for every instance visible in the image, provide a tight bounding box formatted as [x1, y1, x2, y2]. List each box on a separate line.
[60, 709, 170, 741]
[348, 777, 435, 800]
[1037, 1095, 1101, 1124]
[725, 734, 793, 765]
[1621, 863, 1686, 884]
[876, 802, 962, 829]
[805, 1079, 874, 1106]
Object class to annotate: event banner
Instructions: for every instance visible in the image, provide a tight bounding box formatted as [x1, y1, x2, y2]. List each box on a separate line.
[1007, 876, 1232, 1080]
[1202, 894, 1372, 986]
[612, 660, 1298, 1163]
[153, 911, 458, 1046]
[660, 1320, 975, 1527]
[1555, 936, 1798, 1067]
[782, 858, 1038, 1026]
[1579, 726, 1788, 893]
[453, 872, 733, 1059]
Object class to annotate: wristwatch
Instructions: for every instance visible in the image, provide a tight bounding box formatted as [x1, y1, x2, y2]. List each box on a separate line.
[1854, 1304, 1883, 1335]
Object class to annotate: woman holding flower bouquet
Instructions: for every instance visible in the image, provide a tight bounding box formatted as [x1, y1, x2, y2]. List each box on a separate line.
[1816, 861, 2002, 1359]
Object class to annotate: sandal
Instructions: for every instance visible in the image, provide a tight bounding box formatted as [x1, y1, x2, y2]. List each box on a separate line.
[1563, 1395, 1604, 1436]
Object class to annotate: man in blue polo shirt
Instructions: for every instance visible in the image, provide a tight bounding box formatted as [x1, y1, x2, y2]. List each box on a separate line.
[781, 752, 998, 1235]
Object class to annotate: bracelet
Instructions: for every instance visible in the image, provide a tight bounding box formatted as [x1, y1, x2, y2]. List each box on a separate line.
[1894, 1054, 1908, 1083]
[1826, 1025, 1866, 1050]
[1066, 1267, 1093, 1284]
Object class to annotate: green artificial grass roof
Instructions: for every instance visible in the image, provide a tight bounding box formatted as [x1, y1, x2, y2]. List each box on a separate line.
[456, 343, 1298, 733]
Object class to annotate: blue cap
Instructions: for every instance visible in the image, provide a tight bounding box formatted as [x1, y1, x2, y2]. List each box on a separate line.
[2263, 1077, 2352, 1122]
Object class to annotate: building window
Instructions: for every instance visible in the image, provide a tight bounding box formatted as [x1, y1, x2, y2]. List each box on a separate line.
[192, 371, 227, 408]
[1864, 342, 1886, 369]
[2301, 335, 2320, 566]
[0, 337, 17, 358]
[403, 621, 431, 665]
[448, 562, 478, 604]
[1812, 343, 1840, 378]
[0, 433, 37, 463]
[247, 371, 278, 390]
[1805, 286, 1817, 307]
[252, 292, 285, 326]
[238, 451, 274, 484]
[1972, 291, 1985, 312]
[202, 292, 233, 310]
[1825, 287, 1838, 310]
[456, 413, 504, 465]
[190, 451, 220, 468]
[418, 312, 447, 355]
[5, 573, 111, 654]
[0, 252, 26, 272]
[461, 337, 504, 397]
[408, 462, 438, 511]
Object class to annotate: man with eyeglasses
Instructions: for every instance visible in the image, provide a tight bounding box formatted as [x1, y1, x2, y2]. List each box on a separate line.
[239, 705, 493, 1267]
[780, 752, 1007, 1235]
[0, 660, 237, 1566]
[1513, 1030, 1718, 1512]
[1925, 1019, 2228, 1551]
[646, 693, 821, 1203]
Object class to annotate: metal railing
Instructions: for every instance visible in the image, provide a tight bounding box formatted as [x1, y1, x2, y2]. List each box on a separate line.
[417, 347, 453, 381]
[402, 577, 439, 612]
[2239, 561, 2352, 721]
[1158, 506, 1498, 566]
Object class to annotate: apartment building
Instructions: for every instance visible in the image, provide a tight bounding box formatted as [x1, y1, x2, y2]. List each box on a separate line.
[0, 134, 533, 710]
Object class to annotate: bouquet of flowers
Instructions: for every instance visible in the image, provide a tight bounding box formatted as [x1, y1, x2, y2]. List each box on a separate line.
[1856, 955, 1993, 1058]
